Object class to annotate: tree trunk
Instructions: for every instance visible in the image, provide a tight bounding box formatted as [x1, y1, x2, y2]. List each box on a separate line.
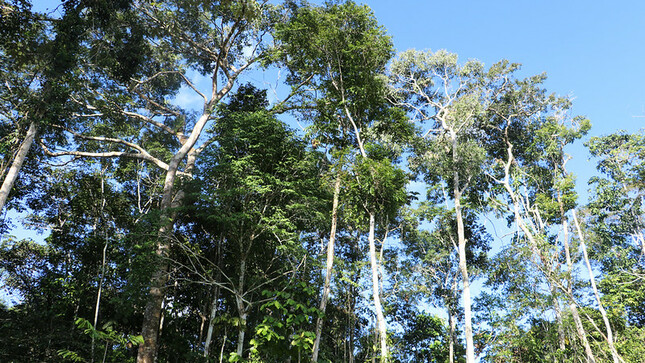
[447, 127, 475, 363]
[92, 240, 109, 363]
[0, 120, 37, 212]
[561, 219, 595, 363]
[448, 311, 456, 363]
[235, 311, 248, 358]
[235, 258, 248, 358]
[204, 284, 221, 358]
[570, 303, 596, 363]
[348, 282, 356, 363]
[454, 194, 475, 363]
[204, 238, 223, 358]
[137, 176, 183, 363]
[572, 210, 623, 363]
[137, 124, 205, 362]
[368, 212, 388, 362]
[312, 170, 342, 362]
[550, 285, 566, 352]
[138, 251, 169, 363]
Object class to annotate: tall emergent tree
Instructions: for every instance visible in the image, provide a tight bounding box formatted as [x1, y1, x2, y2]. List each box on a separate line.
[390, 50, 511, 362]
[34, 1, 306, 361]
[278, 1, 411, 361]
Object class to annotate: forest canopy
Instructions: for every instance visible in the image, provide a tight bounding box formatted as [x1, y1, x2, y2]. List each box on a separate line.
[0, 1, 643, 362]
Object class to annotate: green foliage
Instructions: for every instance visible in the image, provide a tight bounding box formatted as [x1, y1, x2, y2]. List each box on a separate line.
[57, 317, 143, 363]
[277, 0, 397, 149]
[345, 155, 409, 225]
[248, 282, 319, 362]
[391, 311, 457, 363]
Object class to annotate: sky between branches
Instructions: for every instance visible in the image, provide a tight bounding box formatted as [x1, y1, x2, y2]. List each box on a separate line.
[32, 0, 645, 196]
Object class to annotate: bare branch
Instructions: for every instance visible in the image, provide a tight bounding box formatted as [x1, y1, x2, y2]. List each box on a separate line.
[123, 111, 185, 139]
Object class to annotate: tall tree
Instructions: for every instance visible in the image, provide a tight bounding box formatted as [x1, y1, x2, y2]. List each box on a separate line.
[184, 84, 325, 360]
[31, 1, 301, 361]
[390, 49, 509, 362]
[0, 0, 137, 213]
[400, 206, 489, 363]
[278, 2, 411, 360]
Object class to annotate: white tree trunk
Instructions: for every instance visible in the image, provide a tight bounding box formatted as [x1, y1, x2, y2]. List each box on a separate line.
[312, 171, 342, 362]
[203, 285, 220, 357]
[235, 258, 248, 358]
[0, 120, 37, 212]
[570, 302, 596, 363]
[572, 210, 623, 363]
[455, 195, 475, 363]
[368, 213, 388, 362]
[448, 311, 455, 363]
[561, 220, 596, 363]
[204, 237, 223, 358]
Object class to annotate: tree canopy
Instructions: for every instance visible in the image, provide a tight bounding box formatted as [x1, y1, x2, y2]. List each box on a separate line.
[0, 1, 643, 362]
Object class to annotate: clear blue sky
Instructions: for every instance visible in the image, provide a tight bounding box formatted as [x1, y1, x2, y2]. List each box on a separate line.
[366, 0, 645, 192]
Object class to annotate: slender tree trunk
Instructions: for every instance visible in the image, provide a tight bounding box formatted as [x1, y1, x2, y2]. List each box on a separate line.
[92, 175, 109, 363]
[550, 285, 566, 352]
[204, 284, 221, 358]
[236, 311, 248, 358]
[204, 236, 223, 358]
[571, 210, 623, 363]
[455, 194, 475, 363]
[92, 240, 109, 363]
[348, 282, 356, 363]
[570, 302, 595, 363]
[219, 328, 227, 363]
[312, 170, 342, 362]
[448, 311, 455, 363]
[235, 258, 248, 358]
[447, 127, 475, 363]
[368, 212, 388, 362]
[551, 191, 567, 354]
[561, 219, 596, 363]
[0, 120, 37, 212]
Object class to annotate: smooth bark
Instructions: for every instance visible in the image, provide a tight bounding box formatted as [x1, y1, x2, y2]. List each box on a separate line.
[572, 210, 623, 363]
[312, 170, 342, 362]
[561, 219, 596, 363]
[570, 302, 596, 363]
[368, 212, 388, 362]
[448, 126, 475, 363]
[448, 311, 456, 363]
[0, 120, 37, 212]
[204, 238, 223, 358]
[454, 194, 474, 363]
[235, 258, 248, 358]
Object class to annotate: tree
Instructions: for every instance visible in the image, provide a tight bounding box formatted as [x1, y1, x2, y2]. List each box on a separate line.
[184, 84, 325, 360]
[0, 0, 138, 214]
[31, 1, 300, 360]
[399, 206, 489, 363]
[390, 49, 507, 362]
[278, 2, 411, 361]
[585, 131, 645, 360]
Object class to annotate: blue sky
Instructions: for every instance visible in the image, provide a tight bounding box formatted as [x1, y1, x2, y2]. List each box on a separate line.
[366, 0, 645, 193]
